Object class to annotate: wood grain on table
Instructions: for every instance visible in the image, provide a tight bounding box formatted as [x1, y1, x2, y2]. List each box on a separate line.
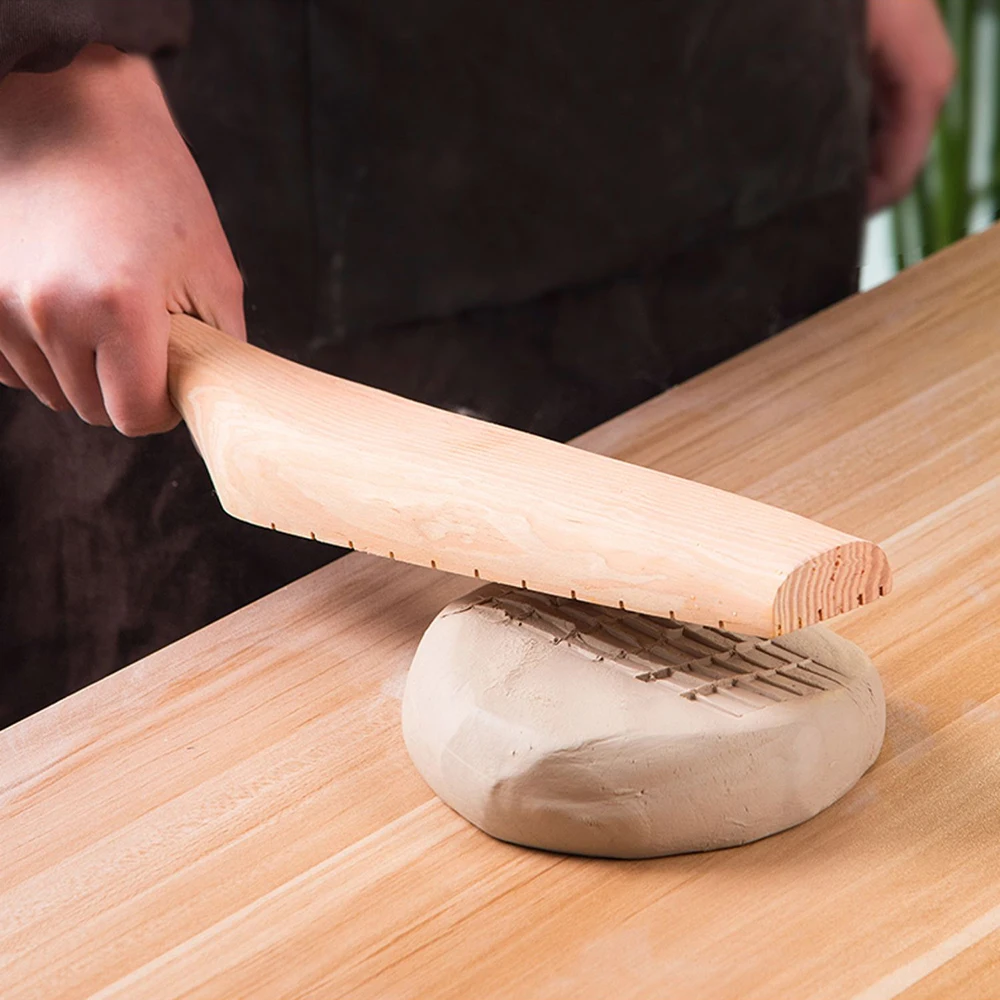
[3, 226, 1000, 1000]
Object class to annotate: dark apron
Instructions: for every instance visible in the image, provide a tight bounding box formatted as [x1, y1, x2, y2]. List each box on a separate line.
[0, 0, 869, 727]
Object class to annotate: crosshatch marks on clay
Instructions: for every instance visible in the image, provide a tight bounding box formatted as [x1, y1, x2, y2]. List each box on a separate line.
[479, 585, 850, 719]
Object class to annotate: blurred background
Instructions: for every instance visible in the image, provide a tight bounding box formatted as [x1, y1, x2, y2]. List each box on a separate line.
[863, 0, 999, 287]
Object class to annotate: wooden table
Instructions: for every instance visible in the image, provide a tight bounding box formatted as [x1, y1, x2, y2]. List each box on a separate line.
[3, 228, 1000, 1000]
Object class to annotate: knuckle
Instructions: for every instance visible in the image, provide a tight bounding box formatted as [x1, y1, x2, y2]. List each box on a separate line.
[29, 283, 85, 348]
[221, 264, 245, 301]
[0, 286, 30, 335]
[930, 53, 958, 103]
[33, 276, 147, 329]
[943, 47, 958, 85]
[932, 74, 954, 105]
[92, 279, 147, 325]
[0, 286, 19, 319]
[30, 282, 74, 320]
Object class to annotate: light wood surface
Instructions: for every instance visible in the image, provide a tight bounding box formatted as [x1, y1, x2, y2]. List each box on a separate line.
[4, 226, 1000, 999]
[168, 314, 890, 636]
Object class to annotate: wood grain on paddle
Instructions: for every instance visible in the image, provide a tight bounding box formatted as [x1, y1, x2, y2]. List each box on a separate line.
[168, 314, 890, 635]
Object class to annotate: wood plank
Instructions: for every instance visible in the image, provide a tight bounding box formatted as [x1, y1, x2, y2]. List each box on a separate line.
[3, 227, 1000, 998]
[892, 926, 1000, 1000]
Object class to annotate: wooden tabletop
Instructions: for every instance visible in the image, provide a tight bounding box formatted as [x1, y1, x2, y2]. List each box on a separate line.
[3, 227, 1000, 1000]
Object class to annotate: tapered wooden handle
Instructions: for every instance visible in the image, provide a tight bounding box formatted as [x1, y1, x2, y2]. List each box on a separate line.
[167, 314, 891, 635]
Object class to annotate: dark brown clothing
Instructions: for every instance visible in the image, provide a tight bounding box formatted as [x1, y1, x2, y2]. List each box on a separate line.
[0, 0, 189, 76]
[0, 0, 870, 727]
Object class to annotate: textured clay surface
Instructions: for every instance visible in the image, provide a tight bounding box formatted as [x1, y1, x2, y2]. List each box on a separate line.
[402, 585, 885, 858]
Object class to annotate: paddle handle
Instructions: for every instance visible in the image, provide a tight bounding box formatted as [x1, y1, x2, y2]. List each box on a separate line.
[168, 314, 891, 635]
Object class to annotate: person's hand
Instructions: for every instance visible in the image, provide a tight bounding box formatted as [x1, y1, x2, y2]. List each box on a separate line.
[0, 44, 244, 435]
[867, 0, 956, 212]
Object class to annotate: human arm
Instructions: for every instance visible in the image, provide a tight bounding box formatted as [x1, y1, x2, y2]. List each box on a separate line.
[867, 0, 956, 212]
[0, 41, 244, 435]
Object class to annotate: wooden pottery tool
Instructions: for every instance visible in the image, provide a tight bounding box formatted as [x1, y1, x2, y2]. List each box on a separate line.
[167, 314, 892, 636]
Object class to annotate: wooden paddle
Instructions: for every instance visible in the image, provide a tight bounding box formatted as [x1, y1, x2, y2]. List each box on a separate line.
[167, 314, 891, 636]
